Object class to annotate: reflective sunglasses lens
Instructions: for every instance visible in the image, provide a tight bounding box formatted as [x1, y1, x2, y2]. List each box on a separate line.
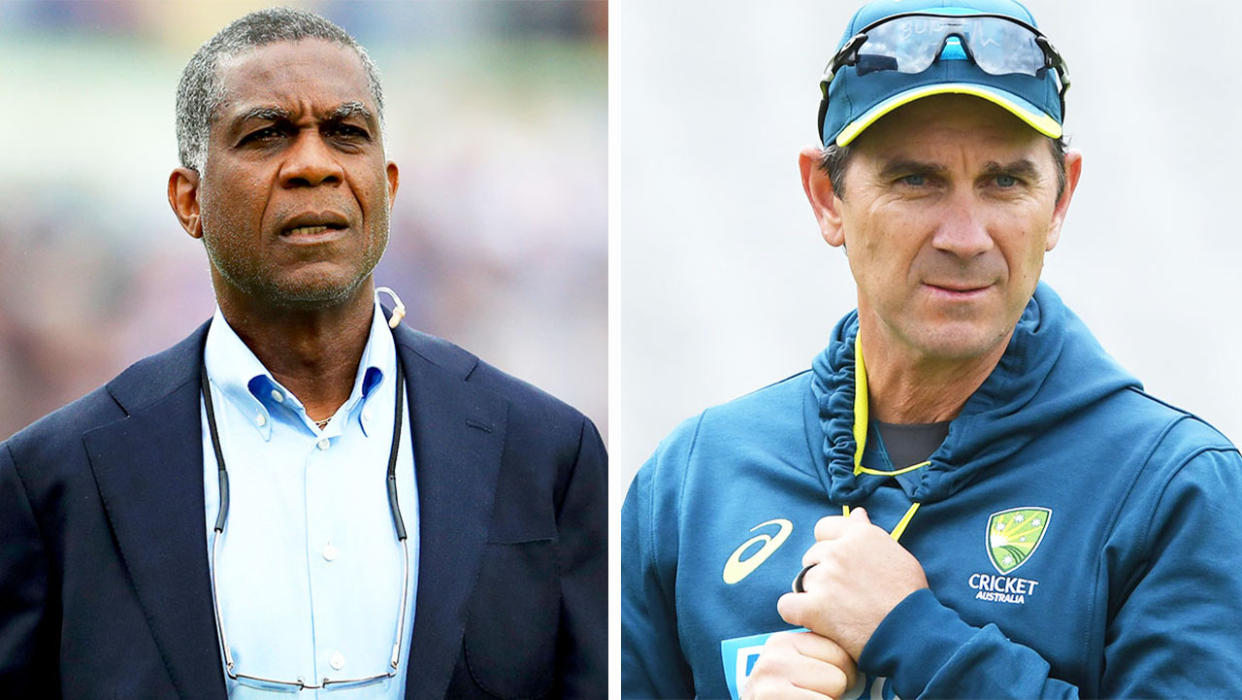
[860, 18, 949, 75]
[963, 19, 1047, 76]
[857, 16, 1048, 78]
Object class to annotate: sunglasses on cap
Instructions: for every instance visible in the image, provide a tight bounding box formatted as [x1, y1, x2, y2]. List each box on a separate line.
[817, 12, 1071, 137]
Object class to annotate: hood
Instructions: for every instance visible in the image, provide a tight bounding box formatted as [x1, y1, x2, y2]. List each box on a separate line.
[808, 283, 1141, 504]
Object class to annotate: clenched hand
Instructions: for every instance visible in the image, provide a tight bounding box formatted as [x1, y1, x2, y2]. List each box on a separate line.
[742, 630, 858, 700]
[777, 508, 929, 660]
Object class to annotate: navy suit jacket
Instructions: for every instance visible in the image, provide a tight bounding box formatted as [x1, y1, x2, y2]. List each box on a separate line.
[0, 320, 607, 698]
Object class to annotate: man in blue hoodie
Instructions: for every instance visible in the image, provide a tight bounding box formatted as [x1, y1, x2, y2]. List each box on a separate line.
[622, 1, 1242, 698]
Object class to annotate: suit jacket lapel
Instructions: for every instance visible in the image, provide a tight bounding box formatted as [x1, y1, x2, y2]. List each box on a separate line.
[83, 324, 227, 699]
[395, 328, 508, 700]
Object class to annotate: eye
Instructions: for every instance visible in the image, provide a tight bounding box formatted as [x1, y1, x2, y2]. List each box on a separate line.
[995, 174, 1019, 187]
[327, 124, 370, 141]
[239, 126, 286, 145]
[898, 173, 927, 187]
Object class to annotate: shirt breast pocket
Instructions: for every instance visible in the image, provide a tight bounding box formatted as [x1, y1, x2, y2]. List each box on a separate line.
[462, 536, 561, 698]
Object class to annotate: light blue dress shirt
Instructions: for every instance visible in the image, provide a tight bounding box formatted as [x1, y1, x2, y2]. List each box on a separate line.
[201, 303, 418, 697]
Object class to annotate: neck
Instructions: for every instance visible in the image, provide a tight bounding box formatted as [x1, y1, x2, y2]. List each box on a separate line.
[859, 323, 1012, 424]
[215, 277, 377, 423]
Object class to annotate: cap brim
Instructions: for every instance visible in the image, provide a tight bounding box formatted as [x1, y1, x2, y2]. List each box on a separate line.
[834, 82, 1062, 146]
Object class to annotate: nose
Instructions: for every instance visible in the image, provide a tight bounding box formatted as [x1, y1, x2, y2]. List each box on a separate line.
[279, 129, 344, 188]
[930, 194, 994, 260]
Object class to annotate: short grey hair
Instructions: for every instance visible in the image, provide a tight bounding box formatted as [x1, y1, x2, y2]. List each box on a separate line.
[175, 7, 384, 172]
[818, 135, 1070, 201]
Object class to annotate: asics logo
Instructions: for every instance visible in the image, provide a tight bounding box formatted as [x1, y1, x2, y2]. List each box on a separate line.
[722, 518, 793, 584]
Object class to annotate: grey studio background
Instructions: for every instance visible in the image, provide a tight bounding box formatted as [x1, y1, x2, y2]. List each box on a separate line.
[0, 1, 606, 442]
[619, 1, 1242, 487]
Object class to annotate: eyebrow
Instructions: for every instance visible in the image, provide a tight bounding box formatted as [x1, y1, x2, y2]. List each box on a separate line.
[229, 102, 376, 130]
[981, 158, 1042, 181]
[232, 106, 291, 127]
[330, 101, 374, 124]
[877, 159, 949, 181]
[876, 157, 1044, 181]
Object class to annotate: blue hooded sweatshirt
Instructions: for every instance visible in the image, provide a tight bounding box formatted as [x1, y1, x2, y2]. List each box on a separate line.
[622, 284, 1242, 699]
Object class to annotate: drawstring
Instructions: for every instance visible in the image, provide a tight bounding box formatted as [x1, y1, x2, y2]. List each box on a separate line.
[848, 337, 923, 542]
[843, 502, 921, 542]
[795, 335, 930, 595]
[852, 338, 870, 475]
[856, 460, 931, 478]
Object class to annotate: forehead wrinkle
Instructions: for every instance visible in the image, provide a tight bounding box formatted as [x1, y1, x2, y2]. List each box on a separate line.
[215, 51, 372, 116]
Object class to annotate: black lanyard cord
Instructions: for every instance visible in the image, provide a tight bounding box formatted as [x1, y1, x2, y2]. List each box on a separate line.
[386, 358, 407, 541]
[199, 350, 407, 541]
[200, 363, 230, 533]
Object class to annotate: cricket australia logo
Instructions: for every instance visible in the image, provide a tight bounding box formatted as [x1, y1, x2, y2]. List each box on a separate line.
[987, 507, 1051, 574]
[967, 507, 1051, 605]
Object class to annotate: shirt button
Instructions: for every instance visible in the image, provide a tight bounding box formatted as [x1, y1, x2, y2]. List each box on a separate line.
[255, 413, 266, 427]
[323, 543, 339, 561]
[271, 389, 285, 403]
[317, 437, 330, 451]
[362, 407, 373, 422]
[330, 651, 345, 670]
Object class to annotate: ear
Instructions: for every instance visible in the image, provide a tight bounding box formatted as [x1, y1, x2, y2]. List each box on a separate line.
[1045, 148, 1083, 252]
[168, 167, 203, 239]
[385, 161, 400, 208]
[799, 146, 847, 248]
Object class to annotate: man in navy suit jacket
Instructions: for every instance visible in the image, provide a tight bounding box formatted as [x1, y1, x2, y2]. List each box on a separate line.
[0, 8, 605, 698]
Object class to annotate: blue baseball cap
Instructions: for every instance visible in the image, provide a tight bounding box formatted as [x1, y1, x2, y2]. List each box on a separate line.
[820, 0, 1067, 146]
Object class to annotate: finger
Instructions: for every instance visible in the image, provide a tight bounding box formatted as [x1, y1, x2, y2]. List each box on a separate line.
[790, 631, 854, 669]
[777, 591, 805, 627]
[790, 633, 859, 690]
[746, 639, 839, 700]
[787, 655, 852, 699]
[767, 630, 857, 676]
[841, 659, 860, 693]
[813, 515, 849, 541]
[849, 506, 870, 524]
[754, 633, 854, 699]
[743, 675, 833, 700]
[801, 540, 833, 568]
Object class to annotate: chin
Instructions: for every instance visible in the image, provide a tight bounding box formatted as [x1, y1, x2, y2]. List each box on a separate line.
[256, 271, 371, 310]
[907, 321, 1013, 363]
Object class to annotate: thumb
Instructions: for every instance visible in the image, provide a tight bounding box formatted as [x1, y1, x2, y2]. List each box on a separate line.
[776, 592, 806, 627]
[850, 506, 871, 524]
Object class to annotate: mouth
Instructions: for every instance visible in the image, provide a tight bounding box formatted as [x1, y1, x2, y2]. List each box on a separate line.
[279, 212, 350, 242]
[284, 224, 344, 237]
[923, 282, 993, 298]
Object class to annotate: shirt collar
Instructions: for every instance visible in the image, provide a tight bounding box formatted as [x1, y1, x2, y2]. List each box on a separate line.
[203, 301, 396, 439]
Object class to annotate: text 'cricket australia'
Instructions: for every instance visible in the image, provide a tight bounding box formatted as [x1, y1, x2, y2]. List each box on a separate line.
[969, 572, 1040, 605]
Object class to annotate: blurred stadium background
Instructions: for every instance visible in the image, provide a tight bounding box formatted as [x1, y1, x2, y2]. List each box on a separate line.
[621, 0, 1242, 485]
[0, 1, 606, 441]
